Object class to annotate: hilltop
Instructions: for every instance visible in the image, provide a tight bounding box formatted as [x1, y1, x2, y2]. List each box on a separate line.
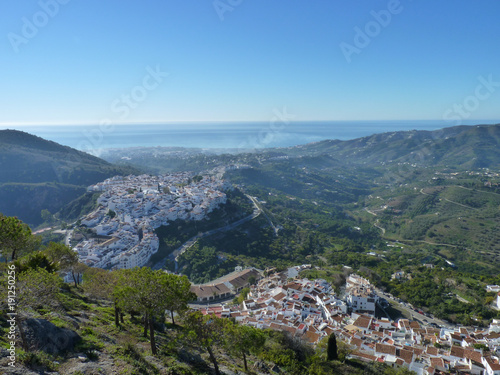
[0, 130, 138, 226]
[285, 123, 500, 169]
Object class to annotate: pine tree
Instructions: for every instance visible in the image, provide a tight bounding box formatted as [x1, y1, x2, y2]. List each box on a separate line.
[327, 333, 338, 361]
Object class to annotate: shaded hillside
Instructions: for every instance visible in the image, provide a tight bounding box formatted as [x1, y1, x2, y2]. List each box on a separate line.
[286, 124, 500, 169]
[0, 130, 139, 226]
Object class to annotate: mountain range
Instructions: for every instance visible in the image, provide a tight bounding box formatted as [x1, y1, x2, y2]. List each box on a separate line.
[0, 130, 137, 226]
[286, 123, 500, 169]
[1, 123, 499, 226]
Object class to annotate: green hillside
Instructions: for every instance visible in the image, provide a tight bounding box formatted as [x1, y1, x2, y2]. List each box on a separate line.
[0, 130, 139, 226]
[285, 123, 500, 169]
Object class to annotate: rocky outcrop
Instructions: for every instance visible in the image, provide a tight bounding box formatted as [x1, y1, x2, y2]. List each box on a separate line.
[20, 318, 81, 355]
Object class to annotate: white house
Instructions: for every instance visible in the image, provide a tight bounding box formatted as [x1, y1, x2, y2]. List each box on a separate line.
[482, 356, 500, 375]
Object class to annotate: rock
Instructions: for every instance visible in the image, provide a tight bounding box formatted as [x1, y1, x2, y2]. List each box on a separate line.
[0, 367, 45, 375]
[58, 352, 116, 375]
[0, 347, 10, 358]
[253, 360, 269, 372]
[271, 364, 281, 373]
[219, 367, 239, 375]
[20, 318, 81, 355]
[177, 348, 204, 365]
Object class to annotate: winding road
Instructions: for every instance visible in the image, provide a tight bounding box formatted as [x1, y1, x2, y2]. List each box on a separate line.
[152, 194, 263, 271]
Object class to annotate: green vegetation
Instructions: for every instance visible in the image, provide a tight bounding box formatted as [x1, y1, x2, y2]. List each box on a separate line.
[0, 215, 410, 374]
[150, 188, 253, 267]
[0, 214, 39, 261]
[0, 129, 138, 226]
[3, 124, 500, 372]
[56, 192, 102, 223]
[137, 141, 500, 323]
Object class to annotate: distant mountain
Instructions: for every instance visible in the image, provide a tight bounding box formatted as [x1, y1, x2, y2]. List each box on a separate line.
[0, 130, 139, 226]
[288, 124, 500, 169]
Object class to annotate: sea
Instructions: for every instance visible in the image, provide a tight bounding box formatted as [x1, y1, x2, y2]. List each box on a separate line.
[5, 120, 498, 155]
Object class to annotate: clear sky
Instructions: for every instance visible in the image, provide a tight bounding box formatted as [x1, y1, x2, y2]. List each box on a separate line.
[1, 0, 500, 125]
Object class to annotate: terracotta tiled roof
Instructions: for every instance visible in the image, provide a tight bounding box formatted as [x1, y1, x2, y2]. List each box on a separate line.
[450, 333, 462, 341]
[273, 292, 286, 301]
[409, 347, 424, 356]
[351, 338, 363, 348]
[487, 332, 500, 339]
[463, 348, 482, 364]
[426, 346, 439, 356]
[375, 343, 396, 356]
[351, 351, 377, 362]
[430, 357, 445, 368]
[397, 348, 413, 364]
[353, 316, 372, 329]
[190, 283, 231, 298]
[409, 321, 420, 329]
[450, 345, 465, 359]
[484, 356, 500, 371]
[303, 330, 321, 344]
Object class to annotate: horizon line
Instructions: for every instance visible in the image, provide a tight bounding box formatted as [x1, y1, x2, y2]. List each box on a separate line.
[2, 119, 500, 127]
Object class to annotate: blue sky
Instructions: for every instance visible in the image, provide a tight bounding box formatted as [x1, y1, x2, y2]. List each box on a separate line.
[1, 0, 500, 125]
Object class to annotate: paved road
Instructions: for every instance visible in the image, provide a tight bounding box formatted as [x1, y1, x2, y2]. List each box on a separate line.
[247, 195, 279, 236]
[373, 220, 386, 235]
[374, 287, 454, 329]
[420, 188, 477, 211]
[152, 194, 262, 271]
[32, 227, 53, 235]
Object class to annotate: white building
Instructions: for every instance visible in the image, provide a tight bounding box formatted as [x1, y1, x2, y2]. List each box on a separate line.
[345, 274, 378, 314]
[482, 356, 500, 375]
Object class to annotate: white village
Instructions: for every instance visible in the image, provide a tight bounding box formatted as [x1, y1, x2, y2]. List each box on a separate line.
[68, 174, 500, 375]
[195, 267, 500, 375]
[71, 173, 229, 269]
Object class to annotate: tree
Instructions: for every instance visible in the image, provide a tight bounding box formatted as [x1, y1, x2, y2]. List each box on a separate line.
[248, 275, 257, 285]
[165, 274, 196, 325]
[183, 311, 226, 375]
[17, 268, 61, 312]
[83, 268, 122, 326]
[40, 209, 53, 224]
[114, 267, 175, 355]
[327, 333, 338, 361]
[0, 214, 39, 261]
[236, 287, 251, 304]
[336, 339, 353, 363]
[14, 251, 58, 274]
[44, 242, 80, 287]
[224, 322, 266, 372]
[395, 368, 417, 375]
[70, 262, 88, 287]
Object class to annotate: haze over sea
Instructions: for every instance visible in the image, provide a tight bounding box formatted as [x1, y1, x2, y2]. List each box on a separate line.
[9, 120, 499, 153]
